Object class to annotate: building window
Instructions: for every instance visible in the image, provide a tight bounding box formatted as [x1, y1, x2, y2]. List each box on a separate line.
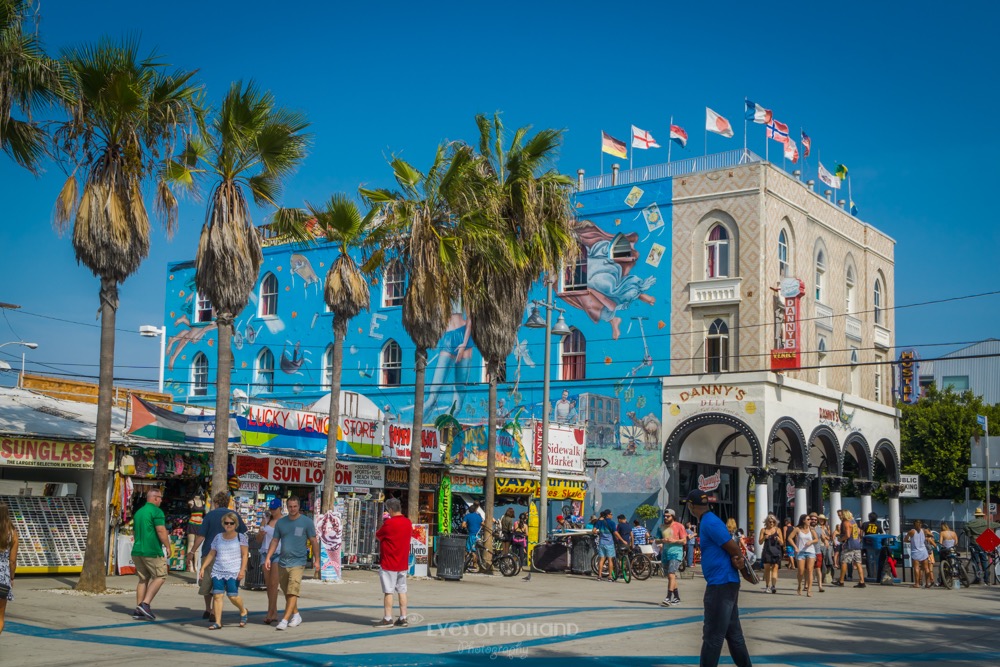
[873, 279, 883, 325]
[874, 353, 884, 402]
[610, 234, 633, 259]
[561, 328, 586, 380]
[562, 248, 588, 292]
[322, 345, 334, 390]
[706, 225, 730, 278]
[778, 229, 789, 278]
[255, 348, 275, 393]
[705, 318, 730, 373]
[191, 352, 209, 396]
[942, 375, 970, 392]
[259, 273, 278, 317]
[381, 339, 402, 387]
[815, 249, 826, 303]
[194, 293, 213, 323]
[382, 261, 405, 307]
[849, 346, 859, 395]
[817, 337, 827, 388]
[845, 265, 856, 314]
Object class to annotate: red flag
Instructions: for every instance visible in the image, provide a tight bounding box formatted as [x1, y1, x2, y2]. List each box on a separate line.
[784, 138, 799, 164]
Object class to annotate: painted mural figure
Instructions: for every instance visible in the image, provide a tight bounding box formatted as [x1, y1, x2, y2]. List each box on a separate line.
[289, 254, 320, 294]
[561, 220, 656, 340]
[425, 302, 474, 416]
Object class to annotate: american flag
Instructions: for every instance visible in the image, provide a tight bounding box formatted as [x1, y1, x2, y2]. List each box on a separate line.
[801, 130, 811, 157]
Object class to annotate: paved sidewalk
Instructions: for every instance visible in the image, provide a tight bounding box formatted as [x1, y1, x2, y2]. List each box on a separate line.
[3, 568, 999, 666]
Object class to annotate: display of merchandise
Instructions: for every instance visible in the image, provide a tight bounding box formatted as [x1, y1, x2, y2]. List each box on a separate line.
[2, 495, 88, 572]
[168, 534, 187, 571]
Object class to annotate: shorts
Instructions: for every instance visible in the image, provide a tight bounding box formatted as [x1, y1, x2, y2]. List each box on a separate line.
[597, 542, 616, 559]
[795, 551, 816, 561]
[133, 556, 167, 583]
[211, 576, 239, 596]
[261, 551, 279, 567]
[663, 558, 682, 575]
[841, 549, 862, 565]
[198, 570, 215, 596]
[785, 546, 794, 558]
[279, 565, 305, 597]
[379, 569, 408, 595]
[466, 534, 479, 552]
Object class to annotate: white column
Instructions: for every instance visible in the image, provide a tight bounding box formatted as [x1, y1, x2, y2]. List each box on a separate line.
[794, 486, 809, 520]
[737, 467, 749, 535]
[889, 496, 900, 536]
[754, 481, 769, 558]
[860, 494, 873, 524]
[829, 490, 842, 526]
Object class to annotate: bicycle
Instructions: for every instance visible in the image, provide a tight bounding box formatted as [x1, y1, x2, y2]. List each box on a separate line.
[939, 547, 971, 589]
[464, 528, 521, 577]
[627, 546, 655, 581]
[591, 544, 632, 583]
[964, 545, 1000, 585]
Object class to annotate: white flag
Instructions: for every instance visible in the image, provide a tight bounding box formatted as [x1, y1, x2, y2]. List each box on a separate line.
[818, 162, 841, 189]
[706, 107, 734, 138]
[631, 125, 660, 149]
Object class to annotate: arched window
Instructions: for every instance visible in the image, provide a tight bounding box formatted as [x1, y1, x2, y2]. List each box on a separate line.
[381, 340, 402, 386]
[706, 225, 730, 278]
[191, 352, 209, 396]
[815, 249, 826, 303]
[561, 328, 586, 380]
[382, 261, 405, 307]
[259, 273, 278, 317]
[873, 279, 883, 324]
[610, 234, 633, 259]
[255, 348, 275, 393]
[705, 318, 729, 373]
[845, 264, 856, 314]
[194, 292, 214, 323]
[322, 345, 334, 390]
[778, 229, 789, 278]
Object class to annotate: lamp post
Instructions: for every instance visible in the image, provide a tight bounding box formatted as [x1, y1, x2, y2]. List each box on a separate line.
[524, 276, 571, 556]
[0, 341, 39, 388]
[139, 325, 166, 393]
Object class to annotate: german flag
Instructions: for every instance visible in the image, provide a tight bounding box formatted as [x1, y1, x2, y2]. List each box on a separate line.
[601, 131, 628, 159]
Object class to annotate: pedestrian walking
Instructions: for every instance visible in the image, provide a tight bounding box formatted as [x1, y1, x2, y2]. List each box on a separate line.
[265, 496, 319, 630]
[655, 508, 687, 607]
[187, 492, 248, 619]
[758, 514, 783, 594]
[198, 511, 250, 629]
[836, 510, 865, 588]
[257, 498, 284, 624]
[0, 502, 18, 636]
[373, 497, 413, 628]
[512, 513, 529, 566]
[782, 518, 795, 570]
[686, 522, 698, 567]
[462, 502, 484, 569]
[905, 519, 935, 589]
[789, 514, 818, 597]
[812, 514, 831, 591]
[684, 490, 752, 667]
[592, 509, 617, 581]
[500, 508, 515, 554]
[130, 488, 172, 620]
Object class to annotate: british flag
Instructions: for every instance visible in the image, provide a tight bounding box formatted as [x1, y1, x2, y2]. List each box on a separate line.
[766, 119, 789, 144]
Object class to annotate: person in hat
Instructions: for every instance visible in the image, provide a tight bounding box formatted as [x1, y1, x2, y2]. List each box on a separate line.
[963, 506, 998, 584]
[684, 490, 752, 667]
[655, 508, 687, 607]
[257, 498, 285, 624]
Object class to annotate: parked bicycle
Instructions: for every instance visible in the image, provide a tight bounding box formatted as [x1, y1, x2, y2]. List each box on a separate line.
[591, 544, 632, 583]
[464, 528, 521, 577]
[965, 545, 1000, 585]
[939, 546, 971, 589]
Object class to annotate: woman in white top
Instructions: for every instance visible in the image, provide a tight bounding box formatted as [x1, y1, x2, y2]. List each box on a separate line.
[256, 499, 284, 624]
[199, 512, 249, 629]
[789, 513, 818, 597]
[906, 519, 935, 589]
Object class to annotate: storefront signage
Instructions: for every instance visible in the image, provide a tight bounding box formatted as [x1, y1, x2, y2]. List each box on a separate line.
[410, 524, 429, 577]
[235, 455, 384, 489]
[678, 385, 747, 404]
[899, 474, 920, 498]
[387, 424, 442, 463]
[0, 437, 95, 469]
[697, 469, 721, 492]
[770, 277, 805, 371]
[529, 422, 586, 473]
[450, 474, 485, 494]
[384, 467, 443, 490]
[238, 481, 260, 493]
[898, 349, 919, 405]
[495, 477, 587, 501]
[818, 395, 857, 430]
[236, 404, 382, 457]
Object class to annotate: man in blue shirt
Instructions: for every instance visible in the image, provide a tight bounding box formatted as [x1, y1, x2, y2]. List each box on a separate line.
[591, 509, 618, 581]
[685, 489, 752, 667]
[462, 503, 484, 568]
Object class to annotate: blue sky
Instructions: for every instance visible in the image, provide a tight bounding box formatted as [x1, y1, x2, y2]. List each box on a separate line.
[2, 1, 998, 390]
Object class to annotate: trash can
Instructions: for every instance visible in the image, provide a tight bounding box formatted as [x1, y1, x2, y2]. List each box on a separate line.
[570, 535, 595, 575]
[864, 533, 894, 582]
[436, 534, 466, 581]
[243, 548, 266, 591]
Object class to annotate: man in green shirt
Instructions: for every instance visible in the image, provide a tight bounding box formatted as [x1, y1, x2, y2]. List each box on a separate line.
[131, 488, 171, 620]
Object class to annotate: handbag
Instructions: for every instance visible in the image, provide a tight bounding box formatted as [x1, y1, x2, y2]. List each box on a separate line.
[0, 582, 11, 599]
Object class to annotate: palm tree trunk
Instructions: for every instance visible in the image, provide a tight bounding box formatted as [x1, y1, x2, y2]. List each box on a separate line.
[407, 347, 428, 523]
[212, 314, 234, 496]
[482, 369, 498, 570]
[77, 278, 118, 593]
[321, 319, 347, 513]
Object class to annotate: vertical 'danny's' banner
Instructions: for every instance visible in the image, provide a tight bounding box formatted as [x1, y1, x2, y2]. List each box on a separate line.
[771, 277, 805, 371]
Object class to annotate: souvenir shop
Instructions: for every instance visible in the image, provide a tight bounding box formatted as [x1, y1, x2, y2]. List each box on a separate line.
[111, 444, 214, 574]
[384, 464, 444, 529]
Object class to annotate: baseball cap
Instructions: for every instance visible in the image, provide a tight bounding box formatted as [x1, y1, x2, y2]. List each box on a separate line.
[556, 515, 565, 521]
[685, 489, 711, 506]
[268, 498, 283, 510]
[663, 508, 676, 517]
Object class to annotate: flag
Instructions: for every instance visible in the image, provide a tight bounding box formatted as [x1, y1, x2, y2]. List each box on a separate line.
[850, 200, 858, 216]
[818, 162, 841, 189]
[601, 131, 628, 158]
[835, 163, 848, 180]
[128, 394, 241, 444]
[766, 119, 789, 144]
[784, 138, 799, 164]
[670, 124, 688, 148]
[800, 130, 811, 157]
[745, 99, 773, 124]
[706, 108, 734, 138]
[631, 125, 660, 149]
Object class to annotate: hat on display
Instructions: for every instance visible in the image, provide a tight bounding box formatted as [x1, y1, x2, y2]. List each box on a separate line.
[975, 507, 985, 516]
[269, 498, 283, 510]
[685, 489, 711, 506]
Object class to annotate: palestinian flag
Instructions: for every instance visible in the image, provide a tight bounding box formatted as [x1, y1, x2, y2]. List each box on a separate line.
[128, 395, 241, 444]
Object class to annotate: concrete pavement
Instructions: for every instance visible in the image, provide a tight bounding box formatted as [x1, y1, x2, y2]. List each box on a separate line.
[3, 567, 1000, 666]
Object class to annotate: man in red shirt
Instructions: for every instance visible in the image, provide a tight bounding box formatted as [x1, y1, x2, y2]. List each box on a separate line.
[374, 497, 413, 628]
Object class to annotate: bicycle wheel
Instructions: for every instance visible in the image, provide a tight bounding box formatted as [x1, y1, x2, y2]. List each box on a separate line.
[609, 557, 619, 582]
[591, 554, 600, 576]
[630, 554, 651, 581]
[958, 559, 971, 588]
[497, 554, 519, 577]
[620, 556, 632, 583]
[941, 560, 955, 589]
[464, 552, 477, 573]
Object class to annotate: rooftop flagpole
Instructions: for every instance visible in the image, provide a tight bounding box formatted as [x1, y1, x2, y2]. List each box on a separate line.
[668, 115, 673, 164]
[629, 126, 633, 170]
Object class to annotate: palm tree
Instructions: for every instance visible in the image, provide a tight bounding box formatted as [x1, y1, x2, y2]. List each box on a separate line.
[52, 37, 200, 593]
[361, 144, 479, 522]
[0, 0, 69, 172]
[460, 113, 576, 565]
[283, 194, 387, 512]
[167, 81, 310, 495]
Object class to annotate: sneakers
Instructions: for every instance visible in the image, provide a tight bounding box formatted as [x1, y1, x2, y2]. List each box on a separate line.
[659, 597, 673, 607]
[275, 619, 289, 631]
[394, 617, 409, 627]
[131, 608, 145, 620]
[288, 614, 302, 628]
[854, 582, 867, 588]
[373, 617, 395, 628]
[136, 603, 156, 620]
[770, 586, 777, 594]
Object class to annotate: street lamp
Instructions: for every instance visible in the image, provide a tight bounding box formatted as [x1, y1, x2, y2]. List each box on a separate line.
[524, 276, 571, 557]
[139, 325, 166, 393]
[0, 341, 39, 388]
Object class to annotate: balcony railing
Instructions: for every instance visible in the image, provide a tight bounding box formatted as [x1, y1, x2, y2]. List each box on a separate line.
[845, 315, 862, 341]
[579, 149, 762, 191]
[815, 303, 833, 331]
[688, 278, 743, 306]
[874, 324, 892, 349]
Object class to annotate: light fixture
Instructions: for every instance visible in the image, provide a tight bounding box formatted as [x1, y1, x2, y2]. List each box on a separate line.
[551, 315, 571, 337]
[524, 306, 546, 329]
[139, 325, 167, 393]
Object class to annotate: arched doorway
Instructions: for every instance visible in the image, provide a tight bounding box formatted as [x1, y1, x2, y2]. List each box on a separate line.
[766, 417, 808, 521]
